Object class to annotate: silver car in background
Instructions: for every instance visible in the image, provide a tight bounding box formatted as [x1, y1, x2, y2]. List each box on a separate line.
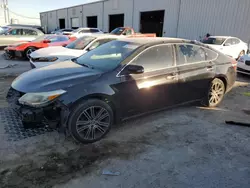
[0, 26, 44, 47]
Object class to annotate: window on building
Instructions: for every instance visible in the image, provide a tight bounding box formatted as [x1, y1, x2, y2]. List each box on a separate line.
[131, 45, 174, 72]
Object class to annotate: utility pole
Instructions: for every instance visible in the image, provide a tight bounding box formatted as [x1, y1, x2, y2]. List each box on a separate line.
[3, 0, 7, 24]
[5, 0, 9, 23]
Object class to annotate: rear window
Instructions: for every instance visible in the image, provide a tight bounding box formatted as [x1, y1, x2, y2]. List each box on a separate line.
[110, 27, 125, 35]
[202, 37, 226, 45]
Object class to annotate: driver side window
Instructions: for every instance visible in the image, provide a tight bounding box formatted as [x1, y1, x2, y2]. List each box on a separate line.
[224, 39, 232, 46]
[130, 45, 174, 72]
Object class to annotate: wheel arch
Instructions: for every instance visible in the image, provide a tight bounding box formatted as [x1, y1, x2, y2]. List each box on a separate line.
[69, 93, 119, 123]
[214, 75, 228, 91]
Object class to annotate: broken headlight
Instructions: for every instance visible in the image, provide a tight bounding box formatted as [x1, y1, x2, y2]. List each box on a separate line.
[18, 89, 66, 107]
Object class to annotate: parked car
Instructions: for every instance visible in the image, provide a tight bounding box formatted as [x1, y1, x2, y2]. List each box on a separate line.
[6, 24, 45, 33]
[6, 38, 236, 143]
[4, 35, 76, 59]
[51, 28, 74, 35]
[0, 26, 44, 47]
[110, 27, 156, 37]
[237, 54, 250, 75]
[29, 34, 122, 68]
[202, 36, 248, 59]
[70, 28, 103, 38]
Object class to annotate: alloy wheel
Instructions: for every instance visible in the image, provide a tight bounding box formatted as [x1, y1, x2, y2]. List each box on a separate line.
[208, 79, 225, 106]
[26, 48, 35, 59]
[75, 106, 111, 141]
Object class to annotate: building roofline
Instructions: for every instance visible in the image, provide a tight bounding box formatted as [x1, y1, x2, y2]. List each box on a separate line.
[40, 0, 107, 14]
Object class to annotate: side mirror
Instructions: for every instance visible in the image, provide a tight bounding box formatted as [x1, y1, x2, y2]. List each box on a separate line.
[43, 39, 51, 43]
[123, 65, 144, 75]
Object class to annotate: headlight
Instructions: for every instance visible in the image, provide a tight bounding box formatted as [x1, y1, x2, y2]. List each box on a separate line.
[18, 89, 66, 107]
[34, 57, 58, 62]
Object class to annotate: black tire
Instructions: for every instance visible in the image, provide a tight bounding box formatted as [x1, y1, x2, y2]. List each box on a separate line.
[203, 78, 225, 108]
[68, 99, 114, 144]
[25, 47, 37, 59]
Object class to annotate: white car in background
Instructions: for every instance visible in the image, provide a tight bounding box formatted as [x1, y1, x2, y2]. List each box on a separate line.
[51, 28, 74, 35]
[237, 54, 250, 75]
[202, 36, 248, 59]
[70, 28, 103, 38]
[29, 34, 121, 68]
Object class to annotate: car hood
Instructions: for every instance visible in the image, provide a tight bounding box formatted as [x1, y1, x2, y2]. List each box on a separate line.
[30, 46, 85, 61]
[12, 60, 102, 93]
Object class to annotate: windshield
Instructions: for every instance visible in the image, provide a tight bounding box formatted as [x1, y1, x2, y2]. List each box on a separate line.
[75, 40, 140, 72]
[66, 36, 96, 50]
[202, 37, 226, 45]
[110, 27, 125, 35]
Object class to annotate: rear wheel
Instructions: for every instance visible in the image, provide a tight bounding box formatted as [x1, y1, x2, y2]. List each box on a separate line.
[68, 99, 114, 144]
[25, 47, 37, 59]
[204, 78, 225, 107]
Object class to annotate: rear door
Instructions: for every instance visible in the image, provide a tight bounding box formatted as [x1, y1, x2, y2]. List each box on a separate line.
[117, 44, 179, 116]
[175, 44, 218, 103]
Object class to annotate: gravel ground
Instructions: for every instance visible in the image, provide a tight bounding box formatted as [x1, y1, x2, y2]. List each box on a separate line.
[0, 53, 249, 188]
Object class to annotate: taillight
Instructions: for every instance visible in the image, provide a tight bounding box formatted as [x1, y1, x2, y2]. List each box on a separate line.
[231, 59, 237, 71]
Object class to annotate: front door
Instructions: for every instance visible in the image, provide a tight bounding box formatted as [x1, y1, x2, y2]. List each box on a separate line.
[117, 44, 179, 117]
[175, 44, 218, 103]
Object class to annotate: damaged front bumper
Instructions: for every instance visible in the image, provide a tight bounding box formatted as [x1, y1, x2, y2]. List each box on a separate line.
[6, 87, 69, 129]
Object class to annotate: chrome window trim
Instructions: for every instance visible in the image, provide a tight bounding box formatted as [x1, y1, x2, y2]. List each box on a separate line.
[116, 43, 219, 77]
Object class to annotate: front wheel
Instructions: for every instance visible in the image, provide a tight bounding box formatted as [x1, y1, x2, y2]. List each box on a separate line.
[68, 99, 114, 144]
[203, 78, 225, 107]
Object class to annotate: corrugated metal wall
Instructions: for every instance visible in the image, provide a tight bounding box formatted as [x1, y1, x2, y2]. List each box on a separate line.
[177, 0, 250, 42]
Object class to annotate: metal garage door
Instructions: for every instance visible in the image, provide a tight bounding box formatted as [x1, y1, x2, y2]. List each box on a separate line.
[71, 17, 79, 29]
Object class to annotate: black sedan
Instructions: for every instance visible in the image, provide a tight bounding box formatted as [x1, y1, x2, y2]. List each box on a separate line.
[6, 38, 237, 143]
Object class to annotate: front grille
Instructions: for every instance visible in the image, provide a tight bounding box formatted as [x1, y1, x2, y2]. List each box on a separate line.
[6, 87, 25, 104]
[245, 61, 250, 66]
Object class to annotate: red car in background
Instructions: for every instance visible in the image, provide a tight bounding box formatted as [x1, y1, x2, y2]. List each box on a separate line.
[4, 35, 76, 59]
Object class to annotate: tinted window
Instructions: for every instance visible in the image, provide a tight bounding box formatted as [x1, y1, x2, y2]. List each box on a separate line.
[48, 36, 68, 42]
[231, 38, 240, 45]
[23, 29, 37, 35]
[176, 44, 206, 65]
[66, 36, 96, 50]
[202, 37, 226, 45]
[8, 29, 22, 35]
[124, 29, 132, 35]
[131, 45, 174, 72]
[63, 29, 73, 32]
[75, 40, 139, 72]
[90, 29, 99, 33]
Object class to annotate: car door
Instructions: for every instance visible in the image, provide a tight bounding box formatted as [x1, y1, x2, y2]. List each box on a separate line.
[231, 38, 242, 58]
[1, 28, 23, 45]
[22, 29, 38, 41]
[175, 44, 217, 103]
[117, 44, 179, 116]
[222, 38, 234, 57]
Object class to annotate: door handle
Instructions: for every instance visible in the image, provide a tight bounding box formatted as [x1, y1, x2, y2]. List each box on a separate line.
[207, 66, 213, 71]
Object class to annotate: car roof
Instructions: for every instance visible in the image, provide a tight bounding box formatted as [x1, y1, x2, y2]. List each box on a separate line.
[77, 27, 100, 30]
[117, 37, 188, 45]
[8, 26, 41, 31]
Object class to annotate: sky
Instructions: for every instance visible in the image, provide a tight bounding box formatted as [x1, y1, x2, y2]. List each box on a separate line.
[8, 0, 99, 18]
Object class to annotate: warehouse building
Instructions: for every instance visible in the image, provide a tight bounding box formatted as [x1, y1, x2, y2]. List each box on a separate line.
[40, 0, 250, 42]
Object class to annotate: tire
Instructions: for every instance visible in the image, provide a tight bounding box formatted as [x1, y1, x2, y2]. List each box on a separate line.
[237, 50, 245, 60]
[25, 47, 37, 59]
[68, 99, 114, 144]
[203, 78, 225, 108]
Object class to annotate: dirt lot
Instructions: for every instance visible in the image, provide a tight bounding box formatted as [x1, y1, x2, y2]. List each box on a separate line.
[0, 52, 250, 188]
